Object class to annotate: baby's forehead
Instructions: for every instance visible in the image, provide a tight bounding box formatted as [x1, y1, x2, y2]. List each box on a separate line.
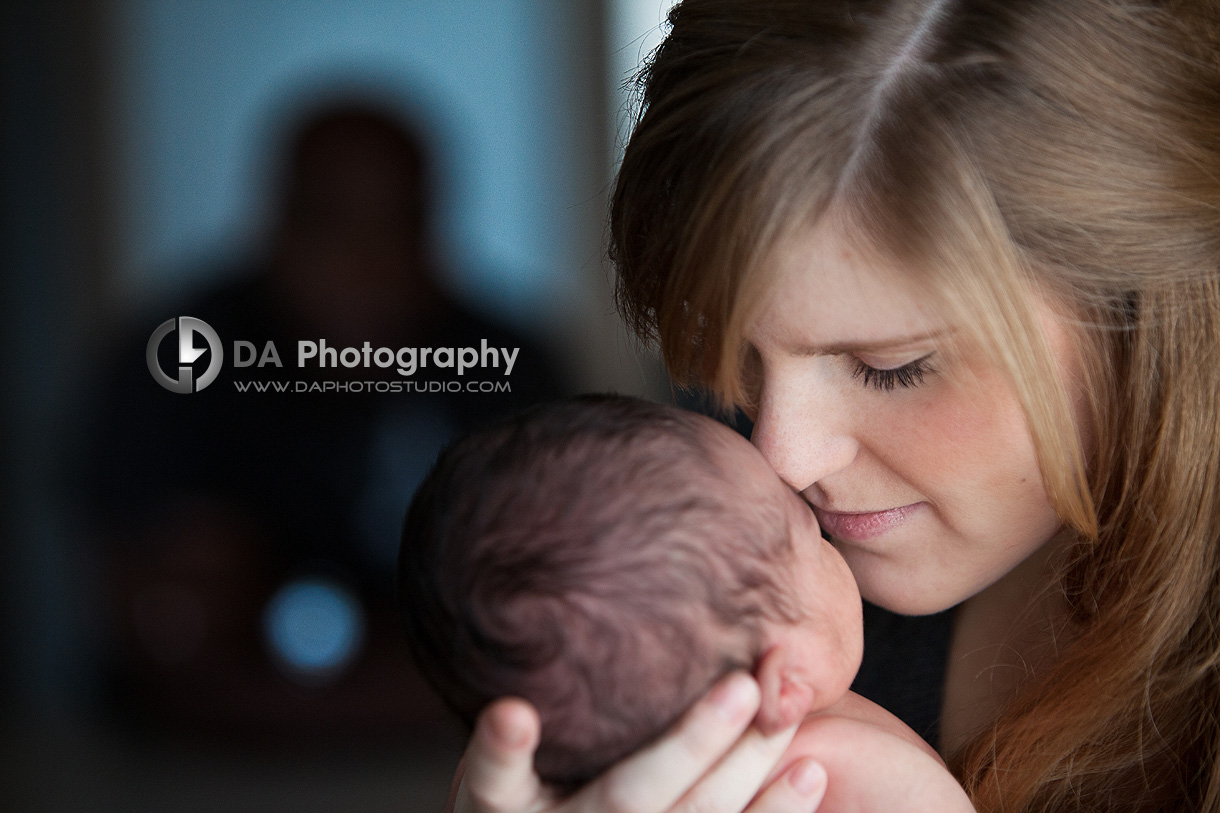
[694, 418, 788, 496]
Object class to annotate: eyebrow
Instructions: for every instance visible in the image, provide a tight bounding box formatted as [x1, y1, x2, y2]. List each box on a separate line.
[784, 327, 954, 357]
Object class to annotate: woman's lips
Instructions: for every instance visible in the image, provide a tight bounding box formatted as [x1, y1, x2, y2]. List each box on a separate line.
[814, 503, 920, 542]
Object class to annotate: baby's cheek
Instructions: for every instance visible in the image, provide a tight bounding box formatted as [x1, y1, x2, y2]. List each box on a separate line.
[825, 554, 864, 686]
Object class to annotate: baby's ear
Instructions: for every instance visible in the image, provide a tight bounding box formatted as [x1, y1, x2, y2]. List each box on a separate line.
[753, 645, 816, 736]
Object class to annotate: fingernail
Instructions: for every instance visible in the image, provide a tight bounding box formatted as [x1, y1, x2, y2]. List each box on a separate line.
[709, 672, 756, 721]
[488, 702, 529, 748]
[790, 760, 826, 796]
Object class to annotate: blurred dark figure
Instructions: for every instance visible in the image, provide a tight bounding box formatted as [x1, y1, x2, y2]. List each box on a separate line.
[77, 102, 568, 745]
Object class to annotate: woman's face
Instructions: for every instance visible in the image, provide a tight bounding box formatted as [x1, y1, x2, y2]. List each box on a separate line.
[743, 219, 1081, 615]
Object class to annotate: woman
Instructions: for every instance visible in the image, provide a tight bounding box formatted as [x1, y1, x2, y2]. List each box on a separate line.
[446, 0, 1220, 809]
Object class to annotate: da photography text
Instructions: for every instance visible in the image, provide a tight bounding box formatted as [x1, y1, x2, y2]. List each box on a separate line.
[147, 316, 521, 394]
[239, 338, 520, 377]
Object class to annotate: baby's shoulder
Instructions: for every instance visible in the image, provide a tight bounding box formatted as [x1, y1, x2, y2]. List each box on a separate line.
[798, 691, 944, 765]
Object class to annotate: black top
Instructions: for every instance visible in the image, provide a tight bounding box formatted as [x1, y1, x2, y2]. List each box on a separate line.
[850, 601, 955, 750]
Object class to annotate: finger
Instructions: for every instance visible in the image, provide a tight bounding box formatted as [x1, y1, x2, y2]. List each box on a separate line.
[569, 671, 761, 813]
[670, 722, 798, 813]
[745, 759, 827, 813]
[442, 757, 466, 813]
[456, 698, 546, 813]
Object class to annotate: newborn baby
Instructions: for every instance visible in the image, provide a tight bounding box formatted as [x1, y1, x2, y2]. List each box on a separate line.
[399, 394, 939, 796]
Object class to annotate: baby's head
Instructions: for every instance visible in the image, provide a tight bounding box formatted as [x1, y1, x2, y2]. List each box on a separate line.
[399, 395, 861, 790]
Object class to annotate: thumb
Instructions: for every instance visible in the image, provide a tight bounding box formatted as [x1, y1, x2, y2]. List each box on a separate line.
[455, 698, 545, 813]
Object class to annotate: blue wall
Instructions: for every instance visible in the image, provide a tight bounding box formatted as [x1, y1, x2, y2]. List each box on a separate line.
[111, 0, 606, 322]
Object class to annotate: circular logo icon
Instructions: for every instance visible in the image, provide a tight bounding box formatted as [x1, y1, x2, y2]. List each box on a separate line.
[147, 316, 224, 393]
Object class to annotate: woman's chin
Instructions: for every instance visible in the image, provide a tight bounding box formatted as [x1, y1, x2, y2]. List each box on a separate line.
[848, 557, 969, 616]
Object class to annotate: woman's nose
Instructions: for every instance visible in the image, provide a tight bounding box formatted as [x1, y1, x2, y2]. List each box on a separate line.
[750, 380, 858, 493]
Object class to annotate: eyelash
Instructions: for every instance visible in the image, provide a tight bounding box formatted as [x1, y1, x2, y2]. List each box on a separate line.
[851, 354, 936, 391]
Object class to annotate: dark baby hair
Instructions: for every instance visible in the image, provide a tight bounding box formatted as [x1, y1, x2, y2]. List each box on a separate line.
[398, 394, 803, 790]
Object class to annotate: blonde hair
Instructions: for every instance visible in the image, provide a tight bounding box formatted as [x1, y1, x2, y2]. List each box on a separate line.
[611, 0, 1220, 808]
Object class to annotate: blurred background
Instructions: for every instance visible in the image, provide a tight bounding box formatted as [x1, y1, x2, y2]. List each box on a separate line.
[1, 0, 679, 809]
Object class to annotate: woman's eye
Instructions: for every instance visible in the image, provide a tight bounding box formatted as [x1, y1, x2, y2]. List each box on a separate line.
[851, 354, 936, 391]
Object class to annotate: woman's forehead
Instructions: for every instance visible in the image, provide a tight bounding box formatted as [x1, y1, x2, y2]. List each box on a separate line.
[746, 220, 948, 351]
